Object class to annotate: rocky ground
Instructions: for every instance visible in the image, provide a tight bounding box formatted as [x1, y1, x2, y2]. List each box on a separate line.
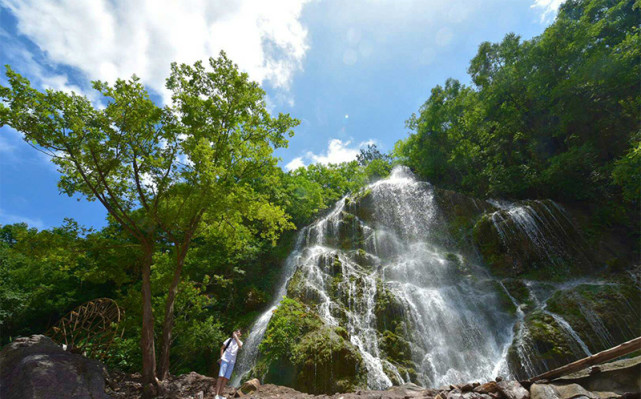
[2, 335, 639, 399]
[106, 371, 641, 399]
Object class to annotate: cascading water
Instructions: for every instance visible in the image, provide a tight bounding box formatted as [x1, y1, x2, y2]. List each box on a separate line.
[231, 231, 306, 386]
[236, 167, 515, 387]
[487, 199, 591, 274]
[233, 166, 638, 390]
[359, 168, 514, 387]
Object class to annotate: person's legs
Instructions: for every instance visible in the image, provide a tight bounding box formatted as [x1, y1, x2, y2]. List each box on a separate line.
[219, 377, 228, 395]
[215, 361, 230, 397]
[217, 361, 234, 397]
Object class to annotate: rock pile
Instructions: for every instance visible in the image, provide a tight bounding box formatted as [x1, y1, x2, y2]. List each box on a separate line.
[1, 335, 639, 399]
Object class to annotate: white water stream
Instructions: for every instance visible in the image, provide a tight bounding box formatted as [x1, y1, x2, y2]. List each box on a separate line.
[232, 166, 624, 388]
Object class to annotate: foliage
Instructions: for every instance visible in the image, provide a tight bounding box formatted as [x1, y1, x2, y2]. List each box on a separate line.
[277, 148, 393, 228]
[395, 0, 640, 235]
[0, 51, 301, 381]
[259, 297, 321, 361]
[612, 133, 641, 204]
[0, 221, 125, 345]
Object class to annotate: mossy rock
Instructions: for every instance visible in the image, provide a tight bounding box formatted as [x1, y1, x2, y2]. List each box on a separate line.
[346, 189, 375, 223]
[473, 200, 599, 280]
[286, 269, 323, 305]
[348, 248, 377, 270]
[473, 214, 515, 277]
[254, 356, 297, 388]
[330, 254, 343, 275]
[378, 329, 418, 383]
[374, 280, 406, 333]
[497, 279, 536, 313]
[379, 330, 411, 365]
[507, 311, 582, 380]
[433, 187, 493, 252]
[433, 188, 493, 221]
[258, 297, 366, 394]
[291, 326, 365, 394]
[492, 280, 518, 314]
[546, 279, 641, 352]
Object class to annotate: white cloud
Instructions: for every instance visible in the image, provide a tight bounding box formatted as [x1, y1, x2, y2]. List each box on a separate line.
[531, 0, 564, 22]
[0, 35, 103, 105]
[285, 138, 377, 171]
[285, 157, 305, 171]
[307, 139, 362, 165]
[3, 0, 311, 103]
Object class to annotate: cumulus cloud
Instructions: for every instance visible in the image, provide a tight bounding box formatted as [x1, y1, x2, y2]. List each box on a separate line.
[2, 0, 311, 102]
[531, 0, 564, 22]
[285, 157, 305, 171]
[285, 138, 377, 171]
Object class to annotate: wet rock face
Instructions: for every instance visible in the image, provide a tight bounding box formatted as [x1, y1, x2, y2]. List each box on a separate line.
[432, 187, 493, 256]
[253, 297, 366, 395]
[507, 311, 581, 380]
[0, 335, 110, 399]
[472, 200, 597, 279]
[240, 167, 640, 392]
[546, 281, 641, 353]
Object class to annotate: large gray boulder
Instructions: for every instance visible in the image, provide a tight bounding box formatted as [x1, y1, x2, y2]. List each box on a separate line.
[0, 335, 110, 399]
[551, 355, 641, 395]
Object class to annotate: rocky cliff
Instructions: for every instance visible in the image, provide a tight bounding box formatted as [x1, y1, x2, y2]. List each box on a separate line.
[235, 167, 639, 394]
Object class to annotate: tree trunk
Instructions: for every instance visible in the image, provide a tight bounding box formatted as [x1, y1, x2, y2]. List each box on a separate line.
[158, 247, 188, 380]
[140, 244, 158, 397]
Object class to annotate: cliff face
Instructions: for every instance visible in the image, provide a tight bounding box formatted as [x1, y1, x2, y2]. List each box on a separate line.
[243, 167, 640, 393]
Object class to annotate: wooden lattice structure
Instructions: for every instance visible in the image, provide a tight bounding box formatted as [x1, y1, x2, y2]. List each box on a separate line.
[46, 298, 123, 360]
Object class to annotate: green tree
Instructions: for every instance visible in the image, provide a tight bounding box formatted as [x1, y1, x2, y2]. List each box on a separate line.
[153, 54, 297, 378]
[0, 51, 298, 391]
[396, 0, 639, 236]
[0, 72, 165, 392]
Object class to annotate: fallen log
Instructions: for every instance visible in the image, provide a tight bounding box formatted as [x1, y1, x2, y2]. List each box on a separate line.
[525, 336, 641, 384]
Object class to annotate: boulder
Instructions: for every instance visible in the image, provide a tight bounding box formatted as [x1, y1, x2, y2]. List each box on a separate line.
[530, 382, 615, 399]
[446, 390, 491, 399]
[0, 335, 110, 399]
[497, 380, 529, 399]
[474, 381, 500, 394]
[240, 378, 261, 393]
[159, 371, 216, 397]
[552, 355, 641, 395]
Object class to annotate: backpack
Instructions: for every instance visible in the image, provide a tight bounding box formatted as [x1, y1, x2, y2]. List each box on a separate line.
[218, 337, 233, 364]
[222, 337, 233, 354]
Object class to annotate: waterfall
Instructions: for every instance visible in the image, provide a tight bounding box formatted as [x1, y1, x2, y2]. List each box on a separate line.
[231, 231, 307, 386]
[233, 166, 632, 389]
[361, 169, 514, 387]
[541, 310, 592, 356]
[239, 167, 513, 387]
[487, 199, 591, 274]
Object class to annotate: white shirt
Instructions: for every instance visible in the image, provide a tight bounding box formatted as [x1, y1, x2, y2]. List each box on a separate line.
[221, 338, 242, 364]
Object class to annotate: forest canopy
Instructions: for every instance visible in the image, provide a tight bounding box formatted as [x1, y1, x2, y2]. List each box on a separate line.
[394, 0, 639, 229]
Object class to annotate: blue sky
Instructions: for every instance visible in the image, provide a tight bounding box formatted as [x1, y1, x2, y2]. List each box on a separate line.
[0, 0, 562, 230]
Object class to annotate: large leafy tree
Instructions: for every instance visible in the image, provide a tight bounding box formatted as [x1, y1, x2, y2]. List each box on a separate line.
[0, 51, 298, 391]
[396, 0, 639, 224]
[154, 55, 296, 378]
[1, 71, 166, 393]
